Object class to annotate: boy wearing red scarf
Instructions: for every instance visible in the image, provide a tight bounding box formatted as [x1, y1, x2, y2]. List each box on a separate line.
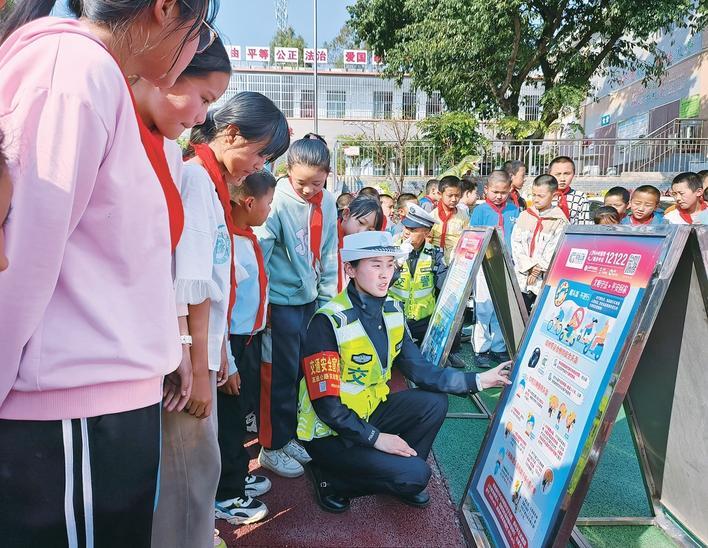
[548, 156, 592, 225]
[664, 172, 707, 225]
[510, 175, 568, 312]
[469, 171, 520, 365]
[215, 171, 277, 525]
[430, 176, 470, 264]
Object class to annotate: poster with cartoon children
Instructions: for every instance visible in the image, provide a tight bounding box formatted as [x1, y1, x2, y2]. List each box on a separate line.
[469, 232, 665, 548]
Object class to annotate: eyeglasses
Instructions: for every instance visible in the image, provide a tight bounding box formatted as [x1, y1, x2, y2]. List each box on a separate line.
[181, 0, 218, 54]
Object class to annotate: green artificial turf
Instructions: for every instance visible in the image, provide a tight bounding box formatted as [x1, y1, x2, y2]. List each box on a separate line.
[433, 344, 674, 547]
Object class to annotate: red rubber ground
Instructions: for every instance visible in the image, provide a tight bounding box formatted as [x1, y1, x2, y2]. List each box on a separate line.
[217, 373, 466, 547]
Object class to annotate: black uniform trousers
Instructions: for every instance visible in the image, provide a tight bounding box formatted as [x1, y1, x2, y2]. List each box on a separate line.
[216, 333, 262, 501]
[407, 316, 462, 354]
[304, 388, 448, 498]
[261, 301, 317, 450]
[0, 403, 161, 548]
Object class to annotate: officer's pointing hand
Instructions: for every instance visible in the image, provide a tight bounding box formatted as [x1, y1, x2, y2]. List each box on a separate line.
[374, 433, 417, 457]
[479, 361, 513, 390]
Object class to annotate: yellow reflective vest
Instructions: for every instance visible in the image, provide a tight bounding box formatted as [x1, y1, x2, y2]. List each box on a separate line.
[389, 243, 437, 321]
[297, 290, 405, 441]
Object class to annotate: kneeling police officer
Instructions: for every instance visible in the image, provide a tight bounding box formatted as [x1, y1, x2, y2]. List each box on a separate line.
[296, 231, 510, 513]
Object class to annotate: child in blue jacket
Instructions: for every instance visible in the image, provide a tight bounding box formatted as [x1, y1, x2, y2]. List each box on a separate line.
[469, 170, 520, 366]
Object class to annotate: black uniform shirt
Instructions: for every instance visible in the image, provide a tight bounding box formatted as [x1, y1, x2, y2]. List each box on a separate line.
[303, 283, 480, 448]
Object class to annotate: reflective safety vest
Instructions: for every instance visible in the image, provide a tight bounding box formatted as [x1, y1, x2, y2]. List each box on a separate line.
[296, 290, 405, 441]
[389, 243, 437, 321]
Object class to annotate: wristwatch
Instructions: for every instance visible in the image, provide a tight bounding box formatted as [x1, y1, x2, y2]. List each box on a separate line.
[179, 335, 193, 346]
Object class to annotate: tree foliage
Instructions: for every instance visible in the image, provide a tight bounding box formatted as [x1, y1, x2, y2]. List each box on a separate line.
[418, 111, 486, 168]
[270, 26, 308, 65]
[349, 0, 706, 135]
[323, 23, 365, 68]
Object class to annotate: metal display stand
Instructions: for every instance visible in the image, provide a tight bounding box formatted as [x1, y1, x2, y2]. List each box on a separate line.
[419, 227, 528, 419]
[459, 225, 704, 547]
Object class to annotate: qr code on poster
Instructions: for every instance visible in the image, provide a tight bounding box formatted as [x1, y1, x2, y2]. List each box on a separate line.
[624, 253, 641, 275]
[566, 248, 588, 269]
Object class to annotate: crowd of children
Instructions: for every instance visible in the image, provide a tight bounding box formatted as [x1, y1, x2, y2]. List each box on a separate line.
[0, 4, 706, 546]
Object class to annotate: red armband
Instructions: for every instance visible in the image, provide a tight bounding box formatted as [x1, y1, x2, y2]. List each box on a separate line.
[303, 351, 341, 399]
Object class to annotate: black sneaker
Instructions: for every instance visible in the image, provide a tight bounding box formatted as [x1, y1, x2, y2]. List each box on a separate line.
[305, 464, 350, 514]
[447, 352, 467, 368]
[474, 351, 493, 367]
[489, 350, 510, 363]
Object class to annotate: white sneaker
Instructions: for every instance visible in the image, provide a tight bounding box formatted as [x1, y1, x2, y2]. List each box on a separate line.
[245, 412, 257, 433]
[283, 439, 312, 464]
[215, 496, 269, 525]
[245, 473, 271, 497]
[258, 447, 304, 478]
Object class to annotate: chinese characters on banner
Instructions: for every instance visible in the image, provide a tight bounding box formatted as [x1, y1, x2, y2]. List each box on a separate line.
[421, 230, 486, 367]
[343, 49, 368, 65]
[274, 47, 299, 64]
[469, 233, 664, 548]
[245, 46, 271, 62]
[225, 44, 241, 62]
[304, 48, 329, 64]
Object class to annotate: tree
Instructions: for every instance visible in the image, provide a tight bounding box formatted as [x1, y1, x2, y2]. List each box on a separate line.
[349, 0, 706, 137]
[270, 26, 308, 66]
[418, 111, 486, 169]
[323, 22, 365, 68]
[338, 119, 424, 194]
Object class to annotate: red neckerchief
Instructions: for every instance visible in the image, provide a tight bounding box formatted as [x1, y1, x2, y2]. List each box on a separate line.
[232, 225, 267, 335]
[125, 85, 184, 252]
[510, 188, 521, 209]
[192, 143, 237, 320]
[525, 208, 546, 256]
[306, 189, 324, 269]
[337, 219, 345, 292]
[485, 198, 508, 235]
[437, 201, 455, 249]
[678, 199, 707, 225]
[630, 214, 654, 225]
[556, 186, 572, 220]
[380, 216, 388, 230]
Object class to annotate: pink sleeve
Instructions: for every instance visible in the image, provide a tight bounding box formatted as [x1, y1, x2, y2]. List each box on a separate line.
[0, 90, 109, 383]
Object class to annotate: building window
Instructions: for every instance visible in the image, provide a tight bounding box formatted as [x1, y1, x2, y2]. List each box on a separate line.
[281, 76, 294, 118]
[402, 92, 417, 120]
[523, 95, 541, 121]
[426, 92, 442, 116]
[300, 89, 314, 118]
[373, 91, 393, 119]
[327, 90, 346, 118]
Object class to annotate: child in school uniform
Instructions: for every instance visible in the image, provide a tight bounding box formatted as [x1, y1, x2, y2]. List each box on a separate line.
[548, 156, 592, 225]
[511, 175, 568, 312]
[603, 186, 630, 221]
[337, 195, 383, 292]
[621, 185, 664, 226]
[255, 134, 339, 478]
[593, 206, 621, 225]
[664, 172, 707, 225]
[431, 175, 470, 264]
[470, 170, 520, 365]
[390, 193, 418, 236]
[503, 160, 527, 210]
[215, 171, 278, 526]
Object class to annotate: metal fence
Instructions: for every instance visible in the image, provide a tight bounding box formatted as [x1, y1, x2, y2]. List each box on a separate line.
[478, 137, 708, 177]
[332, 135, 708, 192]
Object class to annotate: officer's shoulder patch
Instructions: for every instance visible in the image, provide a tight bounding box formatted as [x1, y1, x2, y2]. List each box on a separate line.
[351, 353, 373, 365]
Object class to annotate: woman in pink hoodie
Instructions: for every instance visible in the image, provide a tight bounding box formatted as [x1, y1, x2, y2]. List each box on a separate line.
[0, 2, 218, 547]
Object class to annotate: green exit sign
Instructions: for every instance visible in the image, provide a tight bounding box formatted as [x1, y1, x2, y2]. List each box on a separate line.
[600, 114, 611, 126]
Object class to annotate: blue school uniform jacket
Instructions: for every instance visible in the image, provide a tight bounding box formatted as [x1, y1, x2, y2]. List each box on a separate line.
[469, 201, 520, 249]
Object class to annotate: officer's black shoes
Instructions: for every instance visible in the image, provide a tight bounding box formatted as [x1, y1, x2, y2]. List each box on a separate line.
[397, 489, 431, 508]
[306, 464, 351, 514]
[474, 351, 493, 367]
[446, 352, 467, 369]
[489, 350, 511, 363]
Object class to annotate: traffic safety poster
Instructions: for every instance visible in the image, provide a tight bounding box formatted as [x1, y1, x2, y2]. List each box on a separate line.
[469, 233, 664, 547]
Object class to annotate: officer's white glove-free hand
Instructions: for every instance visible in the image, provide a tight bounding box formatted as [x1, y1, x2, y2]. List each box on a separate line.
[374, 433, 417, 457]
[478, 361, 512, 390]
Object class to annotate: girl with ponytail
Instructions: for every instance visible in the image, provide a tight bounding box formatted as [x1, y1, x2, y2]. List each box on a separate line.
[0, 2, 218, 546]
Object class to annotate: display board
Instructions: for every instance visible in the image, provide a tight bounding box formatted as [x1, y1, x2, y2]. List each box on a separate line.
[421, 229, 490, 368]
[463, 226, 688, 548]
[421, 228, 527, 370]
